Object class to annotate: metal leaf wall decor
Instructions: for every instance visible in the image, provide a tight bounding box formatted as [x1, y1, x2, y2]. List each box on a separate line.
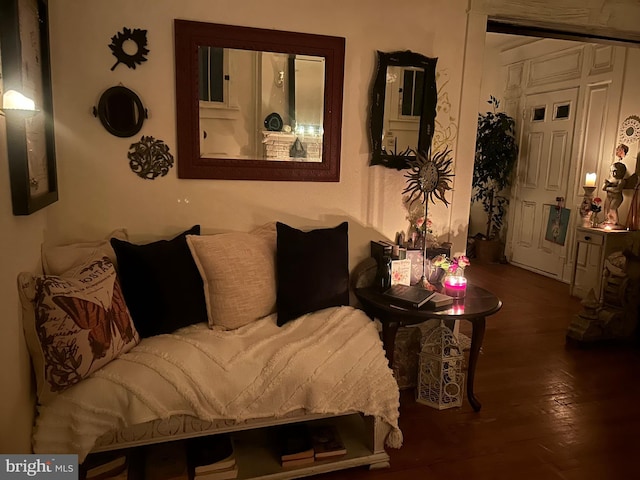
[128, 136, 174, 180]
[109, 27, 149, 71]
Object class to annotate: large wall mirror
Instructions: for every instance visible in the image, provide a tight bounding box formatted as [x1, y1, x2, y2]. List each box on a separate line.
[175, 20, 345, 181]
[369, 50, 438, 170]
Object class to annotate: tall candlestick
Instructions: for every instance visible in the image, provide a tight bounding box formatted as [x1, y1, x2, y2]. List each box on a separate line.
[585, 172, 596, 187]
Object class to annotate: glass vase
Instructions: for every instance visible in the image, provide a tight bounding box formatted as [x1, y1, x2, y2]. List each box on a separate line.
[426, 261, 446, 286]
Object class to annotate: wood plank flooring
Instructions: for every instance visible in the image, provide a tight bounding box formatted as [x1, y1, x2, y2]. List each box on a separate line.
[318, 263, 640, 480]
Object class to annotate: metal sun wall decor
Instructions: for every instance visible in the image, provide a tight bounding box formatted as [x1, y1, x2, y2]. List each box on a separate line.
[128, 136, 174, 180]
[109, 27, 149, 71]
[402, 148, 454, 287]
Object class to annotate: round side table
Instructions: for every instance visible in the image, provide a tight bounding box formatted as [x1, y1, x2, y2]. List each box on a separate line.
[355, 284, 502, 412]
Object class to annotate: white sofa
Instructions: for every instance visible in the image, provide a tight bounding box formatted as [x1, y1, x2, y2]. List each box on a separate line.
[18, 222, 401, 479]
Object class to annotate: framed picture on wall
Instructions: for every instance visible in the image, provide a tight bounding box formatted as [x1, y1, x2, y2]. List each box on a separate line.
[0, 0, 57, 215]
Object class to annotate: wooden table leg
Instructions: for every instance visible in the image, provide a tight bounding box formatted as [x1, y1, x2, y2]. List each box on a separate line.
[467, 316, 486, 412]
[381, 320, 399, 367]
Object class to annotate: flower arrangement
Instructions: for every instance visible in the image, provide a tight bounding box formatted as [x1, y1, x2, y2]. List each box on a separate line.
[423, 254, 470, 290]
[404, 195, 432, 233]
[403, 195, 437, 248]
[431, 254, 470, 275]
[589, 197, 603, 227]
[413, 216, 433, 235]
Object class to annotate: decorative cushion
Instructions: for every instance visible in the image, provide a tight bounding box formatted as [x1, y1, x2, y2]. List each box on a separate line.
[17, 255, 139, 406]
[186, 227, 277, 330]
[250, 221, 277, 251]
[42, 228, 128, 275]
[110, 226, 207, 338]
[276, 222, 349, 326]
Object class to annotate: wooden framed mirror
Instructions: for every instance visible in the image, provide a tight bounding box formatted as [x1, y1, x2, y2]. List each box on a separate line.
[174, 20, 345, 181]
[369, 50, 438, 170]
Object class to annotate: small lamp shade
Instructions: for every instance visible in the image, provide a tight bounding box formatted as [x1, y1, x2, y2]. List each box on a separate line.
[2, 90, 37, 112]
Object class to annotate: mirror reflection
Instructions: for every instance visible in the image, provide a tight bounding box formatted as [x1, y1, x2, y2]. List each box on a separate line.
[95, 85, 145, 138]
[174, 20, 344, 181]
[198, 47, 325, 163]
[369, 50, 437, 170]
[381, 65, 423, 157]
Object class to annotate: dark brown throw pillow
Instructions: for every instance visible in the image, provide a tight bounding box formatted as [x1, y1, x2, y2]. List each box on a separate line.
[111, 225, 207, 337]
[276, 222, 349, 326]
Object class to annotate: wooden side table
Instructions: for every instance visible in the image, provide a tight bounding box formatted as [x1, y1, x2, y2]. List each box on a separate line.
[569, 227, 640, 300]
[355, 285, 502, 412]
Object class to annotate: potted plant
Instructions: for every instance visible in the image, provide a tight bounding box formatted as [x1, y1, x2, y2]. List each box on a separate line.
[471, 96, 519, 262]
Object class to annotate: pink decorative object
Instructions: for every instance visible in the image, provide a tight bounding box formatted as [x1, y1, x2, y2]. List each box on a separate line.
[451, 304, 465, 315]
[444, 275, 467, 299]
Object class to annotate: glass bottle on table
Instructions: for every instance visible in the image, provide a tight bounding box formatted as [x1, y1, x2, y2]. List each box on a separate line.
[375, 255, 392, 291]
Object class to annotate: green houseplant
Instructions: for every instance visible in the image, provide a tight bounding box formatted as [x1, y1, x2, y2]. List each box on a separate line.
[472, 96, 518, 261]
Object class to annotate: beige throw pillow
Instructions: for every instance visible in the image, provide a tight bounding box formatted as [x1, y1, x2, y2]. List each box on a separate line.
[250, 221, 277, 250]
[187, 229, 276, 329]
[18, 254, 139, 406]
[42, 228, 128, 275]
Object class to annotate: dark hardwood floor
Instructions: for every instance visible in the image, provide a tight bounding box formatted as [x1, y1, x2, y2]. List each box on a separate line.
[319, 263, 640, 480]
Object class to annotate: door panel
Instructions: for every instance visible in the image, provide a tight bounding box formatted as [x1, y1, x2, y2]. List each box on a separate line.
[547, 132, 567, 189]
[525, 132, 543, 187]
[517, 201, 536, 246]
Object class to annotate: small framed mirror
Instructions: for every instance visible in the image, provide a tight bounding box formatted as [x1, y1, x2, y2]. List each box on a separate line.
[174, 20, 345, 181]
[369, 50, 438, 170]
[94, 86, 146, 137]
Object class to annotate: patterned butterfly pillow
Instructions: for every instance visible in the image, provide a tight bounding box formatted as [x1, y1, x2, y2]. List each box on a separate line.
[18, 254, 140, 406]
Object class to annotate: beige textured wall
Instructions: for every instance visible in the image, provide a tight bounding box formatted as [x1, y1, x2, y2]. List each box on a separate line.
[44, 0, 471, 251]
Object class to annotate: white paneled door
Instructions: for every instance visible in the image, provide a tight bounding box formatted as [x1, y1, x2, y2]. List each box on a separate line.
[510, 88, 578, 278]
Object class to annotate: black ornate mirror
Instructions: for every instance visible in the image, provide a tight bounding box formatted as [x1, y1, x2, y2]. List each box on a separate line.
[174, 20, 345, 181]
[94, 86, 146, 137]
[369, 51, 438, 170]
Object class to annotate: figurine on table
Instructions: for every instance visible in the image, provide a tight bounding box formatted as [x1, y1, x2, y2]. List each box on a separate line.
[603, 161, 626, 226]
[602, 144, 637, 228]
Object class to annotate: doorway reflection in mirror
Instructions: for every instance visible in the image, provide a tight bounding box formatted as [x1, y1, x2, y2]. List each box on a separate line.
[381, 65, 422, 157]
[198, 47, 325, 163]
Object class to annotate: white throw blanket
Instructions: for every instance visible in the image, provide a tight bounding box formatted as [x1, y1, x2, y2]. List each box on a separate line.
[33, 306, 402, 461]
